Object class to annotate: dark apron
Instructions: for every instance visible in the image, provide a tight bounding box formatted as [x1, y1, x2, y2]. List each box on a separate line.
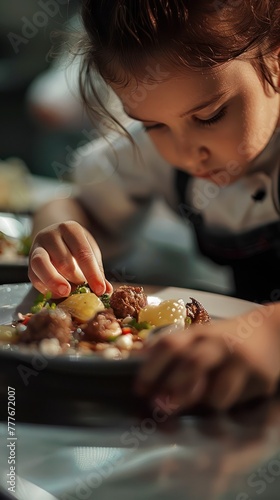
[174, 169, 280, 303]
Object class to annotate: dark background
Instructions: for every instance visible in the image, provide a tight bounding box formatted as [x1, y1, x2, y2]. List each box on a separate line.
[0, 0, 81, 178]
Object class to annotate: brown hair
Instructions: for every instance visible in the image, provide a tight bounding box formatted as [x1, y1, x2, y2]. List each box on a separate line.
[77, 0, 280, 126]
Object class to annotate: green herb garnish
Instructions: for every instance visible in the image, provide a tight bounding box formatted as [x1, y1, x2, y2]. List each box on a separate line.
[71, 283, 91, 294]
[18, 235, 32, 256]
[129, 318, 153, 331]
[30, 290, 56, 313]
[100, 293, 111, 308]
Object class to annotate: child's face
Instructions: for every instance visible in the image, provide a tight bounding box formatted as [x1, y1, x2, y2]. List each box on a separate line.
[111, 59, 280, 186]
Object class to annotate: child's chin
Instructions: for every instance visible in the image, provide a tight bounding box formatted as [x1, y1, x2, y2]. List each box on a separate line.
[201, 172, 241, 188]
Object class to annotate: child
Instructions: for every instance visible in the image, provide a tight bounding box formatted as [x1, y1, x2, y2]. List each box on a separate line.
[29, 0, 280, 410]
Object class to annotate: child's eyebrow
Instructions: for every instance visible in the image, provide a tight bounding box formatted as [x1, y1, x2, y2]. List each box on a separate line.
[180, 92, 227, 116]
[125, 92, 228, 122]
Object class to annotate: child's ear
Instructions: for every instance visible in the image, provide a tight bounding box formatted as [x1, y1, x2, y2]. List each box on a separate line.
[278, 49, 280, 87]
[272, 48, 280, 87]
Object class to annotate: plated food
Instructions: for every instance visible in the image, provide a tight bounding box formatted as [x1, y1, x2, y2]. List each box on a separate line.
[0, 284, 210, 360]
[0, 231, 30, 261]
[0, 212, 31, 264]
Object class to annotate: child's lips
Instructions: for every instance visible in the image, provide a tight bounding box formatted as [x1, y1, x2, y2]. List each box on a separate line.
[195, 169, 222, 179]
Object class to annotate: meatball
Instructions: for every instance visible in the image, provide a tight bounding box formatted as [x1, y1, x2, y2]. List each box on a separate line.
[186, 298, 211, 324]
[82, 309, 122, 342]
[110, 285, 148, 318]
[20, 308, 72, 346]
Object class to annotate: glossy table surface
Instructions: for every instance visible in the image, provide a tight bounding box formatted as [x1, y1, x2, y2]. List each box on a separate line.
[0, 397, 280, 500]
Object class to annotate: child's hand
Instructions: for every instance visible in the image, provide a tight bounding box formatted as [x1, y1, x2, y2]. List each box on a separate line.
[28, 221, 113, 298]
[135, 306, 280, 414]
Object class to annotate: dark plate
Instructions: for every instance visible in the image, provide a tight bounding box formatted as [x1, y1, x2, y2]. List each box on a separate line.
[0, 283, 257, 425]
[0, 283, 145, 425]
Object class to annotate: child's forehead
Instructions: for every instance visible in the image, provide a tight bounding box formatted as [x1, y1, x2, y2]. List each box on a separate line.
[110, 59, 264, 120]
[110, 60, 242, 93]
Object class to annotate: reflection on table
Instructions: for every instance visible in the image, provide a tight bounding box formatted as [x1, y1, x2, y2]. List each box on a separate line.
[0, 397, 280, 500]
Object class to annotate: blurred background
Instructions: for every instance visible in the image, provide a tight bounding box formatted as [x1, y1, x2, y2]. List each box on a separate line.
[0, 0, 233, 293]
[0, 0, 82, 177]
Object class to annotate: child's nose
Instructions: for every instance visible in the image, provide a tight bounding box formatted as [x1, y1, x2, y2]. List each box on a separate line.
[181, 145, 210, 171]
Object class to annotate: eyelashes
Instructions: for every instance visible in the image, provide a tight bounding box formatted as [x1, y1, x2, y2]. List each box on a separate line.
[143, 106, 228, 133]
[143, 123, 164, 132]
[194, 106, 227, 127]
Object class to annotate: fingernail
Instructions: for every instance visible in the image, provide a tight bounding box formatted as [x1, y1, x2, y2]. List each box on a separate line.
[105, 280, 113, 293]
[95, 283, 105, 296]
[58, 284, 70, 296]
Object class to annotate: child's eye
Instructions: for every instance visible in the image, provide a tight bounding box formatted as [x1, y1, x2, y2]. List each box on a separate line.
[194, 107, 227, 127]
[143, 123, 165, 132]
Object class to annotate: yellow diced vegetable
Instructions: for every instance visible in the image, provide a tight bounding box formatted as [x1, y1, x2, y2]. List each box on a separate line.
[138, 299, 186, 328]
[58, 293, 104, 323]
[0, 325, 18, 343]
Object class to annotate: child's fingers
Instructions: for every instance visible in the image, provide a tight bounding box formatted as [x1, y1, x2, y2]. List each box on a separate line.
[202, 360, 248, 410]
[148, 341, 229, 410]
[29, 247, 76, 297]
[135, 332, 228, 398]
[179, 335, 229, 371]
[30, 221, 112, 296]
[28, 269, 71, 298]
[28, 267, 56, 296]
[170, 376, 207, 413]
[105, 279, 114, 294]
[32, 237, 87, 284]
[152, 376, 207, 417]
[59, 222, 107, 295]
[239, 372, 278, 404]
[30, 248, 113, 298]
[135, 332, 188, 396]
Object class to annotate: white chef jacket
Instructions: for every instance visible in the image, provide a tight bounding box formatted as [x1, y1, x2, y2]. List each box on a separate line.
[72, 122, 280, 301]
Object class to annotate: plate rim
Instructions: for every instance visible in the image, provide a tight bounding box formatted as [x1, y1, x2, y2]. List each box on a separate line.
[0, 282, 258, 370]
